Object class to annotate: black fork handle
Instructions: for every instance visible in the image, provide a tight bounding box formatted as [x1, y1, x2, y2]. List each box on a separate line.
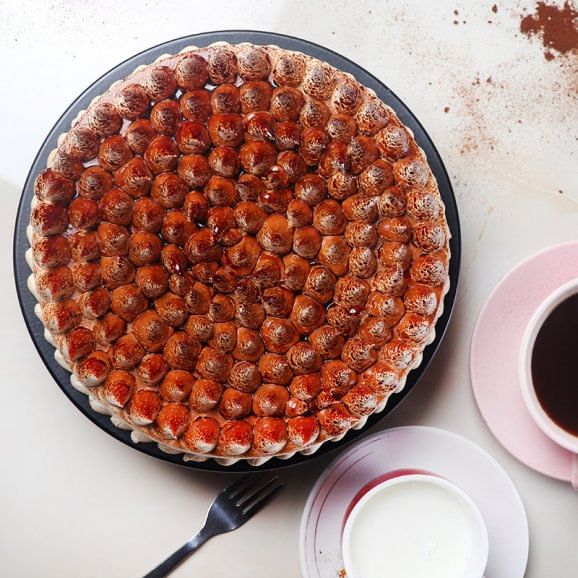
[143, 529, 210, 578]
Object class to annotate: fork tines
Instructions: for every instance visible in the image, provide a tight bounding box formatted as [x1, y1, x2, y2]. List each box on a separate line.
[225, 473, 285, 514]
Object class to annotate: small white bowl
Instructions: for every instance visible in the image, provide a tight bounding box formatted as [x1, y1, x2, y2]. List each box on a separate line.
[519, 278, 578, 454]
[342, 473, 488, 578]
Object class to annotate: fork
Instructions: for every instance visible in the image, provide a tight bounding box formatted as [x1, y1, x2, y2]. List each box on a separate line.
[143, 473, 285, 578]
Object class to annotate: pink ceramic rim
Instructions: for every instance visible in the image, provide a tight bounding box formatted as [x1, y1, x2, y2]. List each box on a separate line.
[470, 241, 577, 482]
[341, 468, 435, 531]
[340, 472, 489, 578]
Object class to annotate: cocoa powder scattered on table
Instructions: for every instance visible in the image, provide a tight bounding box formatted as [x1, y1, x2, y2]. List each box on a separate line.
[520, 1, 578, 61]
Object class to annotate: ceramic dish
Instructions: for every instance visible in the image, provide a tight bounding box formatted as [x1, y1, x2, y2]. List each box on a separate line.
[471, 242, 578, 484]
[14, 31, 460, 472]
[300, 426, 528, 578]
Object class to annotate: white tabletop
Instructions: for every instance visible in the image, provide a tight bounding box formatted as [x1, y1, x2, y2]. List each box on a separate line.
[1, 1, 577, 576]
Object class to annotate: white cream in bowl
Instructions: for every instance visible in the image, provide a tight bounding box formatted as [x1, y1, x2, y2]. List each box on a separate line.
[342, 474, 488, 578]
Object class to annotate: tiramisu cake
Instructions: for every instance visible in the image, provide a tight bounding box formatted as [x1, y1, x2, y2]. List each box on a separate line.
[27, 42, 450, 465]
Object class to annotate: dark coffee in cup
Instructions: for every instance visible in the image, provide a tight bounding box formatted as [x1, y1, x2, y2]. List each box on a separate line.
[531, 293, 578, 437]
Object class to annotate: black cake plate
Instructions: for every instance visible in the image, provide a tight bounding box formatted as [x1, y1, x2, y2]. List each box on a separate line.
[13, 31, 461, 472]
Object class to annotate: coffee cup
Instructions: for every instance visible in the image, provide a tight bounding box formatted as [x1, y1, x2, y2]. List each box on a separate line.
[341, 471, 488, 578]
[519, 278, 578, 488]
[519, 279, 578, 446]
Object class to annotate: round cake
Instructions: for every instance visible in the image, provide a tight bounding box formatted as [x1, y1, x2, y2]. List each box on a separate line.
[27, 42, 450, 466]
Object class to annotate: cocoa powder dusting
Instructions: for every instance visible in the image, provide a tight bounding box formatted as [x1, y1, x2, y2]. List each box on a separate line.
[520, 1, 578, 61]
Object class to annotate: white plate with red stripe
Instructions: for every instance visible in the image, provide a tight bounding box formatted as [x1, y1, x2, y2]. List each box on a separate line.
[299, 426, 529, 578]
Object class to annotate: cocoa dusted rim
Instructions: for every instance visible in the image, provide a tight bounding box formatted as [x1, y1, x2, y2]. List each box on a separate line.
[29, 42, 450, 461]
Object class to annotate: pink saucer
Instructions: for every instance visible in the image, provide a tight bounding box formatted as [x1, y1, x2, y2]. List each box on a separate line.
[470, 242, 577, 483]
